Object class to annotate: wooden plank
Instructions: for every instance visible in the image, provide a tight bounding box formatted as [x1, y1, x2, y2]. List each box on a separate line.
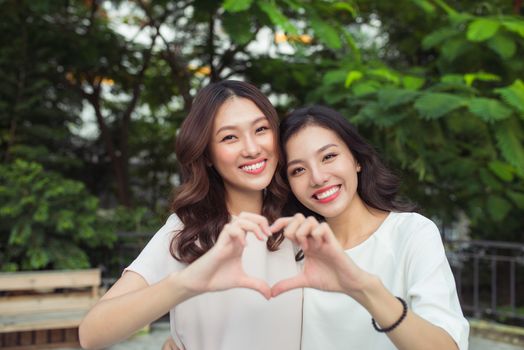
[3, 332, 18, 346]
[18, 330, 32, 345]
[0, 310, 86, 333]
[1, 340, 80, 350]
[34, 329, 47, 344]
[49, 329, 63, 343]
[0, 292, 97, 315]
[0, 269, 100, 291]
[64, 327, 78, 342]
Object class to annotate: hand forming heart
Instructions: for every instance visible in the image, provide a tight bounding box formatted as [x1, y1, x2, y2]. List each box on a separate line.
[269, 213, 369, 299]
[179, 212, 369, 301]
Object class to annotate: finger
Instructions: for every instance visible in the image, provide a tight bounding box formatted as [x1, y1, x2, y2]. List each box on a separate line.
[270, 217, 294, 233]
[225, 225, 246, 247]
[271, 274, 307, 297]
[234, 218, 266, 240]
[295, 217, 319, 248]
[283, 214, 305, 241]
[238, 275, 272, 300]
[238, 212, 272, 236]
[311, 220, 328, 245]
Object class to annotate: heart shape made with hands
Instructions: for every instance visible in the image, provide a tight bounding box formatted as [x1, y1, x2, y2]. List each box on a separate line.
[237, 217, 347, 300]
[206, 213, 351, 300]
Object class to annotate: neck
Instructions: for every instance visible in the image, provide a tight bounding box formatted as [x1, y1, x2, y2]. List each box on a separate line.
[326, 195, 388, 249]
[225, 187, 264, 216]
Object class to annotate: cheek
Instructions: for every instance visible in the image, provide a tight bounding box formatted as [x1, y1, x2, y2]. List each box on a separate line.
[210, 145, 237, 167]
[260, 133, 276, 154]
[289, 178, 307, 200]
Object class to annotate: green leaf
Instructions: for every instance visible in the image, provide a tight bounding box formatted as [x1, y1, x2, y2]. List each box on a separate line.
[468, 98, 512, 122]
[487, 196, 512, 221]
[494, 79, 524, 114]
[333, 2, 357, 17]
[367, 68, 400, 85]
[257, 2, 297, 34]
[323, 69, 347, 85]
[222, 12, 253, 45]
[402, 76, 425, 90]
[502, 20, 524, 38]
[463, 72, 501, 87]
[422, 27, 458, 49]
[486, 33, 516, 59]
[441, 74, 464, 85]
[223, 0, 254, 12]
[9, 223, 32, 245]
[351, 80, 381, 96]
[495, 120, 524, 174]
[441, 38, 468, 61]
[467, 18, 500, 42]
[377, 88, 419, 109]
[356, 103, 406, 127]
[411, 0, 436, 14]
[488, 161, 514, 182]
[414, 93, 466, 119]
[344, 70, 363, 88]
[479, 168, 503, 191]
[311, 18, 341, 49]
[507, 191, 524, 210]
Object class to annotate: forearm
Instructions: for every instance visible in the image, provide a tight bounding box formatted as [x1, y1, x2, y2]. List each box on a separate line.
[79, 272, 192, 349]
[352, 276, 458, 350]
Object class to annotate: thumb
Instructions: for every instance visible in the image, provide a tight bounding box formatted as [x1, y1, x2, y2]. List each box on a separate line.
[270, 217, 293, 233]
[271, 274, 307, 297]
[237, 275, 272, 300]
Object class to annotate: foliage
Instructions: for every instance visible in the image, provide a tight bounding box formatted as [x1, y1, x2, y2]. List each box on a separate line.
[0, 160, 116, 271]
[275, 0, 524, 241]
[0, 159, 162, 272]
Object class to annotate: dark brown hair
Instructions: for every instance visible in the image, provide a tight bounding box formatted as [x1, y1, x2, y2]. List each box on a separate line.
[171, 80, 287, 263]
[280, 105, 415, 220]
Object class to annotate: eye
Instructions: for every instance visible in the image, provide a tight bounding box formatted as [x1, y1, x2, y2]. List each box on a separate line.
[289, 167, 305, 176]
[255, 125, 269, 133]
[322, 153, 338, 161]
[220, 134, 237, 142]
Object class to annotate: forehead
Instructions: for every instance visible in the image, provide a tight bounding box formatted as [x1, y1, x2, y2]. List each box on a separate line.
[213, 97, 265, 130]
[286, 125, 345, 156]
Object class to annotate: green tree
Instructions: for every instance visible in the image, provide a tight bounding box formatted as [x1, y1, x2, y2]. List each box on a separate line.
[0, 160, 116, 271]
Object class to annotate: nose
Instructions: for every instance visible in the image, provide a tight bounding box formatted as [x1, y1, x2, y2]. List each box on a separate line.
[241, 134, 261, 158]
[309, 165, 329, 187]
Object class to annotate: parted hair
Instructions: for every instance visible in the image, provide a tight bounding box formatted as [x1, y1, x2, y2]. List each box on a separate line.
[170, 80, 287, 264]
[280, 105, 415, 220]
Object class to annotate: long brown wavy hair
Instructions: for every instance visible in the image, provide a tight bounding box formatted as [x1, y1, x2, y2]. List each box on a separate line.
[171, 80, 288, 264]
[280, 105, 415, 222]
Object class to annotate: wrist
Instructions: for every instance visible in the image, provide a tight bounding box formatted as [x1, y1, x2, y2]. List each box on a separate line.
[350, 275, 407, 330]
[167, 270, 197, 303]
[347, 273, 382, 308]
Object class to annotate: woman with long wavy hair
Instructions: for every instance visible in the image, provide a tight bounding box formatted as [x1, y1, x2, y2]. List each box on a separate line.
[271, 105, 469, 350]
[79, 81, 302, 350]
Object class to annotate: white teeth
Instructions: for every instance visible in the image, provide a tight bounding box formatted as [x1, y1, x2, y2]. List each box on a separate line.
[316, 186, 340, 200]
[241, 161, 265, 172]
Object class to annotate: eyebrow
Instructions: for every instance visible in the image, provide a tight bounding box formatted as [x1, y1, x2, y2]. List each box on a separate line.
[215, 116, 268, 136]
[286, 144, 338, 168]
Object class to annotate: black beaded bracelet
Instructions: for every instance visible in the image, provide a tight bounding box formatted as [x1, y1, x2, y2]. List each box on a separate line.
[371, 296, 408, 333]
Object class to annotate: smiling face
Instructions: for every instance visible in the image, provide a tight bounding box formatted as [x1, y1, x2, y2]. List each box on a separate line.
[208, 96, 277, 198]
[285, 124, 362, 219]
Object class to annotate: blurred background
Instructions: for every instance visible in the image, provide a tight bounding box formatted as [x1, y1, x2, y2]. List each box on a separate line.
[0, 0, 523, 347]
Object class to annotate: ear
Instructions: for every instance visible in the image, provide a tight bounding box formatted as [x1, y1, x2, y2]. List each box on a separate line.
[356, 164, 361, 172]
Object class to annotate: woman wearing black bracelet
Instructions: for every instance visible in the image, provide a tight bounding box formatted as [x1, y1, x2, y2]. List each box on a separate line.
[270, 105, 469, 350]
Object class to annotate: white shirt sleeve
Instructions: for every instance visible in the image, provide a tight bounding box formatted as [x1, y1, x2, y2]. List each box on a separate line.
[404, 218, 469, 350]
[125, 214, 186, 285]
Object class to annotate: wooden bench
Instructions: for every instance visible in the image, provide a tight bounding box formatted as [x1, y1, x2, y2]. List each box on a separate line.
[0, 268, 101, 349]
